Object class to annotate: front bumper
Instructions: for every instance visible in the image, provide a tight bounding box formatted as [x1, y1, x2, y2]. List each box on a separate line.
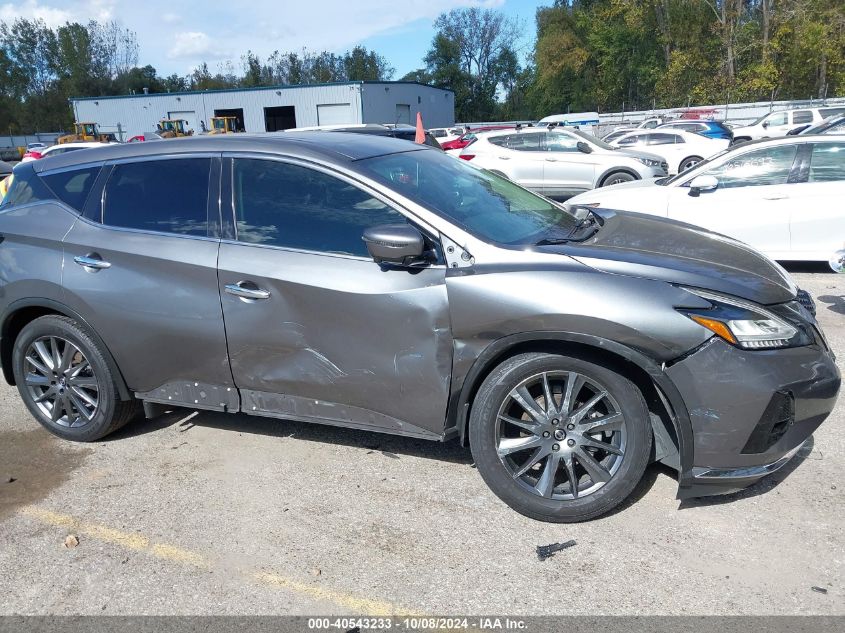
[667, 336, 840, 499]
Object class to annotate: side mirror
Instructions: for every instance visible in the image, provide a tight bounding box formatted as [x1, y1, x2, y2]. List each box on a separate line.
[688, 175, 719, 197]
[830, 249, 845, 273]
[576, 141, 593, 154]
[762, 120, 769, 128]
[363, 224, 426, 266]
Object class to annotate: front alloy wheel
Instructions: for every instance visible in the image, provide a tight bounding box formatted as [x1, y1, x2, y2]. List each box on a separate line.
[470, 353, 652, 522]
[496, 371, 626, 500]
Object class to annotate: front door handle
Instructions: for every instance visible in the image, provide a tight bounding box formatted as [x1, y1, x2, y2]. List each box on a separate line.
[73, 254, 111, 270]
[763, 194, 789, 200]
[498, 155, 511, 160]
[545, 158, 558, 162]
[225, 282, 270, 301]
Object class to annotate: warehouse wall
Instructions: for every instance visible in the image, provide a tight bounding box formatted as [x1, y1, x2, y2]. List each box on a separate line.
[71, 82, 455, 139]
[72, 84, 366, 138]
[360, 83, 454, 128]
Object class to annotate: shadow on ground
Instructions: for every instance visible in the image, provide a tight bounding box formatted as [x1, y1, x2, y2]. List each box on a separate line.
[110, 406, 474, 465]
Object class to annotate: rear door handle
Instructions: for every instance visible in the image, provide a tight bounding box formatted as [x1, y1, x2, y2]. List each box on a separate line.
[498, 155, 511, 160]
[225, 282, 270, 301]
[763, 194, 789, 200]
[73, 254, 111, 270]
[545, 158, 558, 162]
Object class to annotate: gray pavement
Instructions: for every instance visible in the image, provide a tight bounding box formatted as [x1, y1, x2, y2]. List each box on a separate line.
[0, 269, 843, 615]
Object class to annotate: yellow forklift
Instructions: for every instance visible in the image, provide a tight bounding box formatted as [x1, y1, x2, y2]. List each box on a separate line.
[57, 122, 113, 144]
[156, 119, 194, 138]
[208, 116, 239, 134]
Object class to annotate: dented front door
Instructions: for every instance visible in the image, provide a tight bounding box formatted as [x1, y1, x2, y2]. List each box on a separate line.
[217, 156, 452, 438]
[218, 246, 452, 438]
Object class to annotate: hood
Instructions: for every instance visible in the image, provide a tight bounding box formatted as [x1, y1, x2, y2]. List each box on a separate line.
[611, 148, 665, 162]
[570, 178, 664, 201]
[545, 209, 797, 305]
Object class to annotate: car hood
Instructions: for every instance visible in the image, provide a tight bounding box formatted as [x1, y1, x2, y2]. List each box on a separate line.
[544, 208, 797, 305]
[610, 148, 665, 162]
[570, 178, 665, 201]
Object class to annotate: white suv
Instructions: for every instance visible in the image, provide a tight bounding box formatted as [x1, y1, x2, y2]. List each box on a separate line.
[731, 107, 845, 142]
[460, 127, 667, 199]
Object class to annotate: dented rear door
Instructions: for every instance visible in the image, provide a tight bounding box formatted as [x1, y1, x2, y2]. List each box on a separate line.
[217, 156, 452, 438]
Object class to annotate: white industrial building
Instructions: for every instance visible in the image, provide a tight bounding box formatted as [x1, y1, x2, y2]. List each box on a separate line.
[70, 81, 455, 140]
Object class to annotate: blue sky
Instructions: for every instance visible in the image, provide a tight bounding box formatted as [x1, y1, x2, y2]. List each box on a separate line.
[0, 0, 547, 78]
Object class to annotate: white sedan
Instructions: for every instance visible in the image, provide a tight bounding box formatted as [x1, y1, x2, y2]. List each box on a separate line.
[609, 129, 729, 174]
[567, 135, 845, 262]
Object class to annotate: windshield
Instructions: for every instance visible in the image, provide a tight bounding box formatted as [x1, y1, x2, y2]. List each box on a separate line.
[660, 147, 734, 185]
[563, 128, 616, 150]
[357, 149, 579, 245]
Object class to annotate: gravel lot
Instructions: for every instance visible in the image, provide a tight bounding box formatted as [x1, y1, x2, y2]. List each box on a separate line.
[0, 268, 843, 616]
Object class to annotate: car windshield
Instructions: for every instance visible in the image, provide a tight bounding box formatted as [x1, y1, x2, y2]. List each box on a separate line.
[659, 147, 734, 185]
[357, 149, 579, 245]
[564, 128, 615, 150]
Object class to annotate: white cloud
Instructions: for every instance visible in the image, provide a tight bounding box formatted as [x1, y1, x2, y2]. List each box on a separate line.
[0, 0, 72, 28]
[167, 31, 211, 59]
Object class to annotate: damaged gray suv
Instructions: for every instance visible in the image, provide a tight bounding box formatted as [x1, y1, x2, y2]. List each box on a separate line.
[0, 134, 839, 522]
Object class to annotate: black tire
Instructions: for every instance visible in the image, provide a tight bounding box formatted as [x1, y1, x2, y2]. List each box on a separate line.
[600, 171, 637, 187]
[679, 155, 703, 172]
[12, 315, 140, 442]
[469, 352, 652, 522]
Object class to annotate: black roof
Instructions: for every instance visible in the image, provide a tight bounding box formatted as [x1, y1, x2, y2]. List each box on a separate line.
[30, 132, 431, 174]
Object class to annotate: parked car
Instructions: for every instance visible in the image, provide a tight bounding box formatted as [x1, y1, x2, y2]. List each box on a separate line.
[730, 107, 843, 142]
[441, 126, 515, 151]
[797, 114, 845, 136]
[428, 127, 465, 144]
[21, 141, 111, 162]
[656, 120, 733, 140]
[567, 135, 845, 262]
[601, 128, 636, 143]
[460, 127, 667, 198]
[26, 142, 48, 152]
[609, 129, 730, 174]
[0, 134, 838, 522]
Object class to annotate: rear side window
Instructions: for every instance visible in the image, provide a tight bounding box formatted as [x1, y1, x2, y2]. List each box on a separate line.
[808, 143, 845, 183]
[792, 111, 813, 124]
[42, 167, 100, 212]
[233, 159, 406, 257]
[0, 169, 52, 208]
[506, 133, 542, 151]
[103, 159, 210, 237]
[488, 135, 509, 148]
[647, 133, 680, 145]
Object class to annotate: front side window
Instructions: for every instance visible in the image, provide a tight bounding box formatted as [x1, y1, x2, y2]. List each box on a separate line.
[233, 159, 405, 257]
[358, 148, 578, 245]
[702, 145, 797, 188]
[544, 131, 580, 152]
[103, 159, 210, 236]
[808, 143, 845, 183]
[616, 135, 642, 147]
[766, 112, 788, 127]
[822, 119, 845, 135]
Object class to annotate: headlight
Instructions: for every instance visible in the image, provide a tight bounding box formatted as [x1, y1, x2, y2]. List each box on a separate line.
[679, 288, 809, 350]
[637, 157, 663, 168]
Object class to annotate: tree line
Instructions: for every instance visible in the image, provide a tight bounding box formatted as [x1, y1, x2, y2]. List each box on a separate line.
[1, 0, 843, 133]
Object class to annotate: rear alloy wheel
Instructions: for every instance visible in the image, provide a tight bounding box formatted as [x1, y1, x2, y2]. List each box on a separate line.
[470, 353, 651, 522]
[679, 156, 703, 172]
[601, 171, 636, 187]
[13, 315, 140, 441]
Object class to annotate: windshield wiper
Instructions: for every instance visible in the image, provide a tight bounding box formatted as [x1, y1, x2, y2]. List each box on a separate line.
[535, 237, 572, 246]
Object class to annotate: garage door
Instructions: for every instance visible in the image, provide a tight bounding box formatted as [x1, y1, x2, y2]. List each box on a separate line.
[317, 104, 353, 126]
[168, 110, 199, 135]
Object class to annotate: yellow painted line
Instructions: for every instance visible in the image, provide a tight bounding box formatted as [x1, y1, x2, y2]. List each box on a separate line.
[19, 505, 414, 615]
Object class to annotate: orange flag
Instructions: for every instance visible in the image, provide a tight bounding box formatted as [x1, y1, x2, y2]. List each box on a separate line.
[414, 112, 425, 144]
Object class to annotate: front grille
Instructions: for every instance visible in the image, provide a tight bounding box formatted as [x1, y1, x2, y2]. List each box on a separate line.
[741, 391, 795, 454]
[797, 289, 816, 316]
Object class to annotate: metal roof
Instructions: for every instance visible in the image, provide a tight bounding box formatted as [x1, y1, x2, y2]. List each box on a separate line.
[70, 81, 454, 102]
[31, 132, 431, 173]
